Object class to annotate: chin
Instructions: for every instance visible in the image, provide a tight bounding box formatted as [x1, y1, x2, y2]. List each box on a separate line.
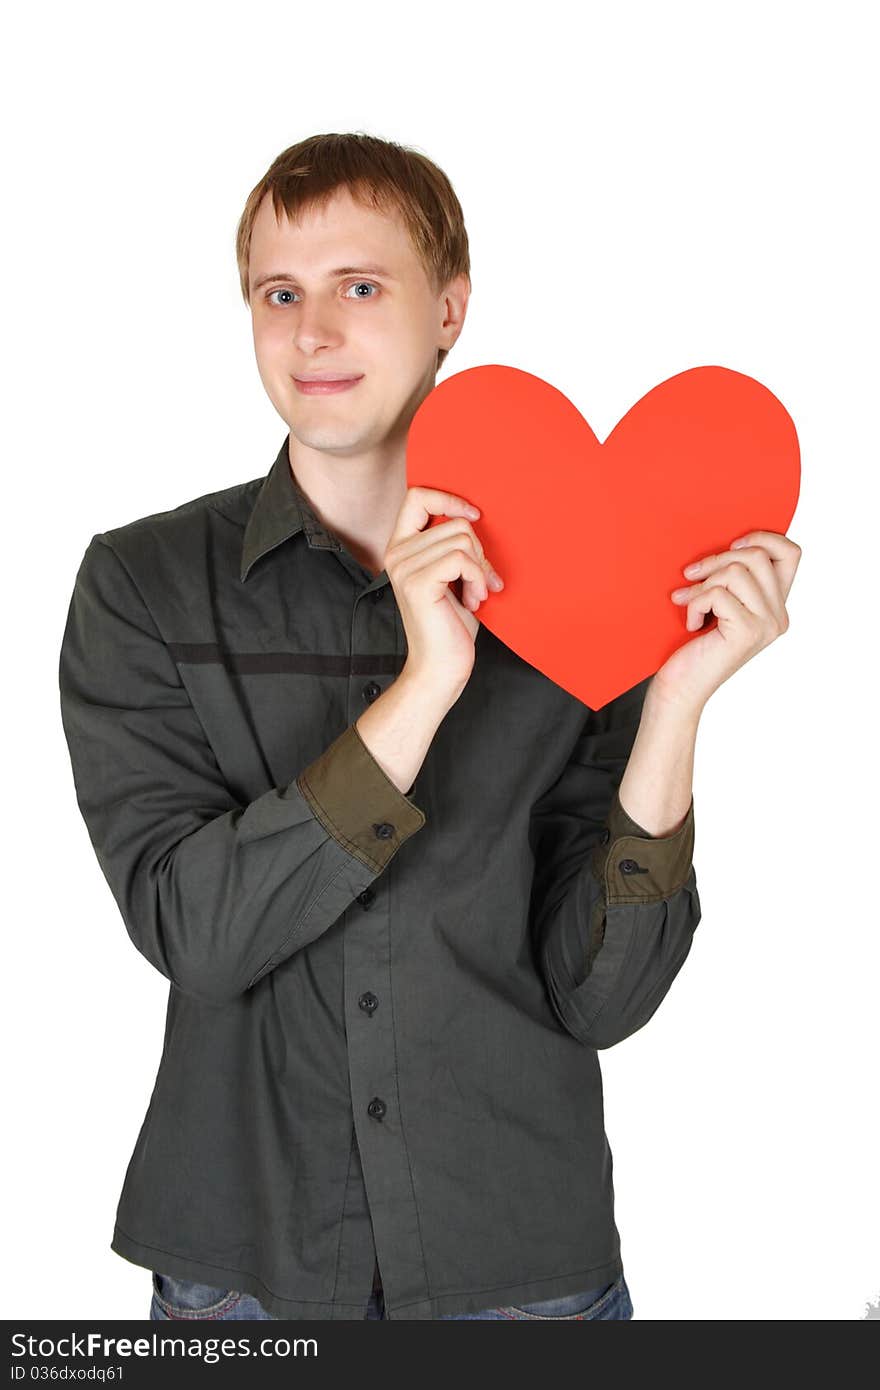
[291, 424, 369, 453]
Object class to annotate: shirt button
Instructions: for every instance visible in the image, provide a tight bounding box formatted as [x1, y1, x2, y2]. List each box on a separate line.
[367, 1096, 387, 1120]
[373, 823, 394, 840]
[371, 587, 385, 604]
[362, 681, 382, 703]
[356, 887, 375, 909]
[619, 857, 641, 874]
[358, 991, 379, 1014]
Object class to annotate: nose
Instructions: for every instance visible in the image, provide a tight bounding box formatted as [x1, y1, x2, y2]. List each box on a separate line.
[291, 299, 345, 355]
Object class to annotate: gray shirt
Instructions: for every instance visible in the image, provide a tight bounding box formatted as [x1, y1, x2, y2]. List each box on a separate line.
[58, 434, 701, 1320]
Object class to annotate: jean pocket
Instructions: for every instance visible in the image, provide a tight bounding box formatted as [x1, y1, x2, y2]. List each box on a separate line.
[501, 1274, 631, 1320]
[151, 1271, 243, 1320]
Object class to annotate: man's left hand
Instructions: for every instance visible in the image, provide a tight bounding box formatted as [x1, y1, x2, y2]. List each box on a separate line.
[653, 530, 802, 714]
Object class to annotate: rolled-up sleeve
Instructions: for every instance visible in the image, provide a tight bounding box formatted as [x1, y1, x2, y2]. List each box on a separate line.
[58, 534, 426, 1006]
[529, 676, 702, 1049]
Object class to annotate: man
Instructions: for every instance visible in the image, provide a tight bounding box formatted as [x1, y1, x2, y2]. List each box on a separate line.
[58, 133, 800, 1321]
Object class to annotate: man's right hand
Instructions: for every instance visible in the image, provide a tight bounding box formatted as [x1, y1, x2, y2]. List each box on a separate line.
[384, 487, 505, 708]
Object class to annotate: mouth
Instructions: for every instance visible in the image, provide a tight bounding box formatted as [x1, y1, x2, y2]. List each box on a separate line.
[292, 373, 364, 396]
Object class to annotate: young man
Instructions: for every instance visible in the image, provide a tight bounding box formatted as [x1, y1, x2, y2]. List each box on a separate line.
[58, 133, 798, 1321]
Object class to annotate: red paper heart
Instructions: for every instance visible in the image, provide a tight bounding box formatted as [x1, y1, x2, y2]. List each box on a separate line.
[406, 364, 800, 709]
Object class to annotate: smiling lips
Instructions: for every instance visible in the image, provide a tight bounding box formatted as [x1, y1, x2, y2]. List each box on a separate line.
[293, 374, 363, 395]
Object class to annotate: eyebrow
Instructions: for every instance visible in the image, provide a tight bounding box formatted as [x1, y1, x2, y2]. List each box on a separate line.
[251, 265, 397, 292]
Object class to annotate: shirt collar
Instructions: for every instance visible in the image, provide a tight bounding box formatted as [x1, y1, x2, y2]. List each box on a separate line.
[240, 434, 342, 583]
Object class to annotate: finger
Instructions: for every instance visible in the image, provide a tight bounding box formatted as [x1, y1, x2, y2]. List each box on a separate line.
[712, 562, 773, 621]
[388, 487, 481, 550]
[679, 555, 783, 625]
[415, 521, 499, 610]
[441, 549, 491, 611]
[684, 581, 758, 637]
[444, 583, 481, 636]
[684, 544, 788, 612]
[690, 566, 789, 636]
[398, 516, 486, 566]
[393, 526, 501, 610]
[388, 504, 487, 611]
[729, 529, 799, 560]
[411, 548, 492, 608]
[729, 531, 801, 601]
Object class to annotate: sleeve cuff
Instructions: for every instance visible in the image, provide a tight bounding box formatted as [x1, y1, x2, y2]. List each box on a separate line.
[590, 784, 695, 905]
[296, 722, 427, 873]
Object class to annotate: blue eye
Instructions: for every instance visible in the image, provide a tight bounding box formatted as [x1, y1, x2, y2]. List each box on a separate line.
[266, 281, 379, 306]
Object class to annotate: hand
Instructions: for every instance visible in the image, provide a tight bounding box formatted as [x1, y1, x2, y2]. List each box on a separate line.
[384, 487, 505, 707]
[653, 530, 802, 714]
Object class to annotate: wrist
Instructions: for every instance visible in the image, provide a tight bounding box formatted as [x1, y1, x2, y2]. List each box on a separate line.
[397, 664, 462, 717]
[644, 675, 705, 727]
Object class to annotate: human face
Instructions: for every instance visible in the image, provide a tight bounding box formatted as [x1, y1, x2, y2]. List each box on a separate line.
[247, 185, 468, 461]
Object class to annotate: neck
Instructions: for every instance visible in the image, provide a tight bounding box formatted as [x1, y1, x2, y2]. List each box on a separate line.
[287, 437, 408, 579]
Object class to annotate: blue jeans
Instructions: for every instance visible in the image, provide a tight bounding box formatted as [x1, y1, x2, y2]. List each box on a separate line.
[150, 1270, 633, 1320]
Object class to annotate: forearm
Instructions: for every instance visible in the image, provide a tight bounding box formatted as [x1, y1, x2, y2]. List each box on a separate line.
[356, 670, 451, 795]
[616, 679, 702, 837]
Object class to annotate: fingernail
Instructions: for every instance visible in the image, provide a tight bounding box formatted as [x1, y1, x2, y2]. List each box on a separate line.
[730, 538, 746, 548]
[683, 562, 702, 576]
[466, 506, 480, 517]
[489, 572, 504, 589]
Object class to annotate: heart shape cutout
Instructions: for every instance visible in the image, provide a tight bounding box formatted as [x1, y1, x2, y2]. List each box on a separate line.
[406, 364, 800, 709]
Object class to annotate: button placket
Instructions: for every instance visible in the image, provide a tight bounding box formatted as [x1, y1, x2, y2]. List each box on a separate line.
[341, 578, 430, 1310]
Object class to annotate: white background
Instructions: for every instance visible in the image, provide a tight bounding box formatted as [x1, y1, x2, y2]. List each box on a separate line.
[4, 0, 877, 1321]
